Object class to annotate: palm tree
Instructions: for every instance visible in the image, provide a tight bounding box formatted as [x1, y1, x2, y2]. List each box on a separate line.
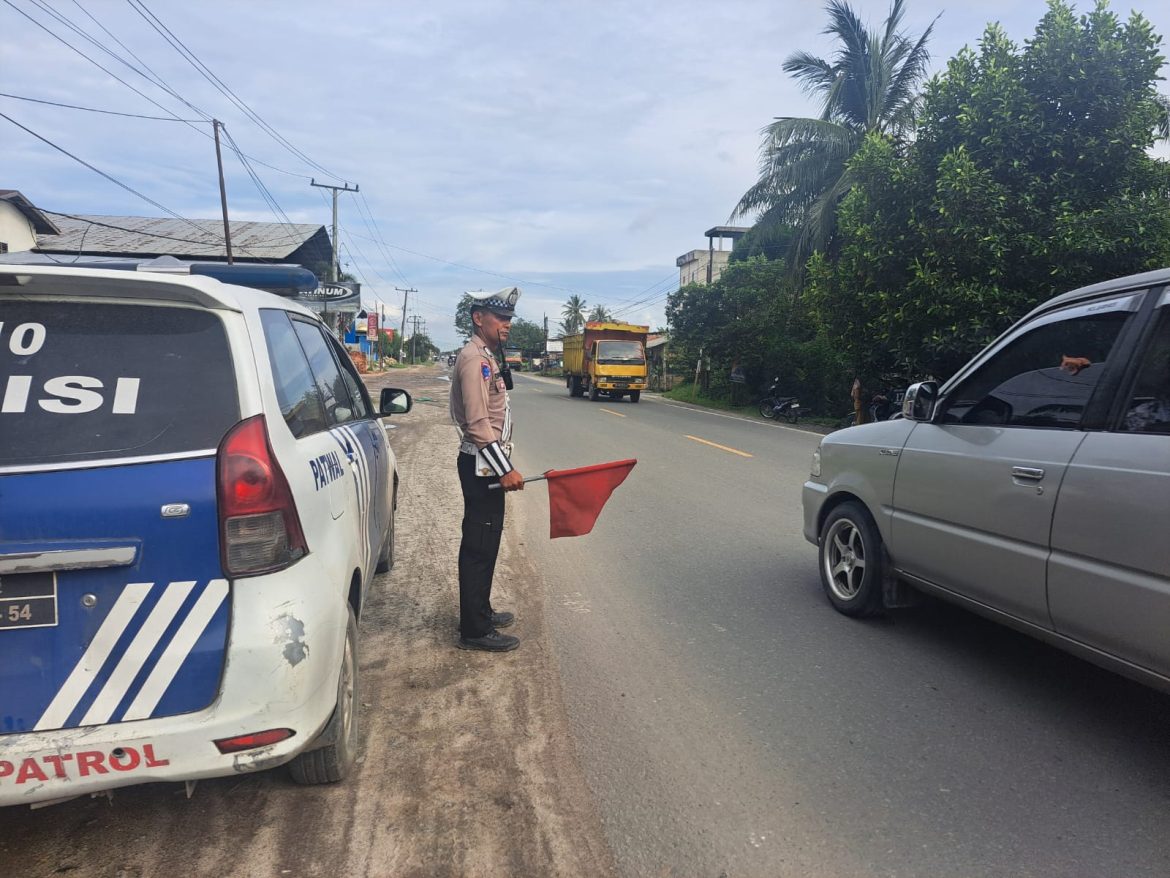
[587, 304, 613, 323]
[733, 0, 934, 273]
[561, 295, 587, 335]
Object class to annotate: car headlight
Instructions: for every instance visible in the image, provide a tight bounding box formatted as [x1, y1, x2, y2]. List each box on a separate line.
[811, 445, 822, 477]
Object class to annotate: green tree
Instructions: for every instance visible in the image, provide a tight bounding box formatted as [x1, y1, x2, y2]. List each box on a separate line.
[455, 294, 475, 340]
[808, 0, 1170, 383]
[732, 0, 934, 273]
[667, 257, 849, 411]
[587, 304, 613, 322]
[406, 330, 439, 363]
[507, 317, 546, 352]
[560, 295, 587, 335]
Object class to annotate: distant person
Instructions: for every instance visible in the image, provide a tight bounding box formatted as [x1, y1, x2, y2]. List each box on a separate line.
[449, 287, 525, 652]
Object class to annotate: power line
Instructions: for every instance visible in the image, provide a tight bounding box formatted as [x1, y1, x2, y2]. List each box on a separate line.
[352, 191, 412, 287]
[25, 0, 209, 119]
[65, 0, 207, 117]
[609, 273, 679, 317]
[126, 0, 346, 183]
[5, 2, 320, 182]
[2, 109, 223, 243]
[0, 91, 203, 121]
[3, 0, 208, 126]
[221, 124, 299, 229]
[340, 230, 596, 297]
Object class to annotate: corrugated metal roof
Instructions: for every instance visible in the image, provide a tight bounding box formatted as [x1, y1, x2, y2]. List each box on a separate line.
[35, 213, 326, 260]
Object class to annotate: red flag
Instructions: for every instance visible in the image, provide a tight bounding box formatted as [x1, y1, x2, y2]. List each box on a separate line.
[545, 459, 637, 539]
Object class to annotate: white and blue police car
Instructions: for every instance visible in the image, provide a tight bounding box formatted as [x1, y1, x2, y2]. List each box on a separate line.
[0, 262, 411, 807]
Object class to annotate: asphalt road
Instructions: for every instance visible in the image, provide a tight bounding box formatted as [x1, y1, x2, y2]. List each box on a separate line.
[508, 372, 1170, 878]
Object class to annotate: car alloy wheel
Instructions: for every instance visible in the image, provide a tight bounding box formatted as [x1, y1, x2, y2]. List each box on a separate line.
[818, 501, 884, 617]
[823, 517, 867, 600]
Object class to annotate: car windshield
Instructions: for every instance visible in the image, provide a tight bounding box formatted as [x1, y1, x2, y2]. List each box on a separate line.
[597, 341, 644, 365]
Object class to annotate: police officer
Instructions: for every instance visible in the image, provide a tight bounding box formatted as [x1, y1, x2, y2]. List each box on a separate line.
[450, 287, 524, 652]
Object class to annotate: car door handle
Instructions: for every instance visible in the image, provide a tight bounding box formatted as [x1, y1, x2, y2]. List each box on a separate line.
[1011, 466, 1045, 481]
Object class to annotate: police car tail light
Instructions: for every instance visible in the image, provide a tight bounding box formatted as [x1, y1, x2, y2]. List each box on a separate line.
[217, 415, 307, 576]
[214, 728, 296, 754]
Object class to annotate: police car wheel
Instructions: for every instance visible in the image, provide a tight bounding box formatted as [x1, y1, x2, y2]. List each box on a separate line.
[375, 488, 397, 573]
[289, 606, 360, 784]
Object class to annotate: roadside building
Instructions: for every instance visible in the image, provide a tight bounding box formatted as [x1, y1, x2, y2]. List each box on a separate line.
[676, 225, 749, 287]
[0, 190, 59, 254]
[32, 211, 332, 270]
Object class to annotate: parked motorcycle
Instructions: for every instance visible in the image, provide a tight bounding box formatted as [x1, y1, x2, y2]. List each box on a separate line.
[757, 377, 801, 423]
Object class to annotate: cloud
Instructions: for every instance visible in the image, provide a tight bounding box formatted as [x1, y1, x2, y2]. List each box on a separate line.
[4, 0, 1169, 350]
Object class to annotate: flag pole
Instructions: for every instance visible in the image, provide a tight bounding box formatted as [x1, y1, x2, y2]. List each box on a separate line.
[488, 474, 548, 491]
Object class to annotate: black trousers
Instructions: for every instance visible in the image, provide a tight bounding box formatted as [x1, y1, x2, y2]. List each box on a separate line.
[457, 452, 505, 637]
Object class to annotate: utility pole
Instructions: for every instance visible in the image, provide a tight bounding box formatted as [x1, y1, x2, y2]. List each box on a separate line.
[309, 180, 358, 336]
[310, 179, 360, 281]
[407, 314, 426, 364]
[395, 287, 415, 363]
[212, 120, 233, 264]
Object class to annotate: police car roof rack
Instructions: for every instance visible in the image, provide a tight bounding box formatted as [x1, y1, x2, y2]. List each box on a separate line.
[0, 254, 318, 297]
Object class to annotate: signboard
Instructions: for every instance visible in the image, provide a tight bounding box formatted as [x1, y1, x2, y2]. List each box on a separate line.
[297, 282, 361, 306]
[367, 314, 378, 337]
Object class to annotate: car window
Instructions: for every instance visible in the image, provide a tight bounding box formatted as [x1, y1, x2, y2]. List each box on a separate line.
[1120, 309, 1170, 434]
[260, 309, 328, 438]
[0, 301, 239, 467]
[327, 334, 371, 419]
[939, 306, 1130, 428]
[291, 318, 358, 426]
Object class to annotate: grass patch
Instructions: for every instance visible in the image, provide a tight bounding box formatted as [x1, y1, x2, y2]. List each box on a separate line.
[661, 382, 757, 415]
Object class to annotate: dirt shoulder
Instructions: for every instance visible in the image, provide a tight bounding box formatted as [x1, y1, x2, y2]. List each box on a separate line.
[6, 365, 615, 878]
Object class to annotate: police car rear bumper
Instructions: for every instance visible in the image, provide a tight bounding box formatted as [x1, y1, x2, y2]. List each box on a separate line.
[0, 555, 347, 807]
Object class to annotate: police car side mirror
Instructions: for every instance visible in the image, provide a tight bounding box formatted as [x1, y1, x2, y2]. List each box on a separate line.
[379, 388, 413, 416]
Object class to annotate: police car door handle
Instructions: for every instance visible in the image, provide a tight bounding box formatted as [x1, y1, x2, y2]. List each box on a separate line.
[0, 545, 138, 575]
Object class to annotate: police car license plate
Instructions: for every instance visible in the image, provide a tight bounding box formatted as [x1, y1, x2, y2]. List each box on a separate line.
[0, 572, 58, 630]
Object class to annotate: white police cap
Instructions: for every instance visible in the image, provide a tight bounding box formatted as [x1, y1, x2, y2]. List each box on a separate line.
[467, 286, 520, 317]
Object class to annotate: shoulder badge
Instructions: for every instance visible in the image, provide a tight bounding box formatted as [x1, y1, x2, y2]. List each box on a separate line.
[481, 362, 491, 381]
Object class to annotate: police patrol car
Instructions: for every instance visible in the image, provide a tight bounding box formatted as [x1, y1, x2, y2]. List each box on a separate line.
[0, 262, 411, 807]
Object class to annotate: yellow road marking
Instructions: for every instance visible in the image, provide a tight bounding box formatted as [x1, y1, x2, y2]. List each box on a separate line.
[598, 408, 626, 418]
[685, 435, 753, 458]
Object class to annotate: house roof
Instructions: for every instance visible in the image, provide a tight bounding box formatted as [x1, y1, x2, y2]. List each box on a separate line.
[0, 190, 61, 235]
[35, 213, 328, 262]
[704, 225, 750, 240]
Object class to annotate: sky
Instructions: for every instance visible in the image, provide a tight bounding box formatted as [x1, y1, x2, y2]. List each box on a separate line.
[3, 0, 1170, 350]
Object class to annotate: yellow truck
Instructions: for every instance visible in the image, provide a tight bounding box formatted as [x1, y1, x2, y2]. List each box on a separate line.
[563, 321, 650, 403]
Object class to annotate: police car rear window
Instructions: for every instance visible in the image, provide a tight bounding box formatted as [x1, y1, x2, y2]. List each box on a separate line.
[1, 301, 239, 467]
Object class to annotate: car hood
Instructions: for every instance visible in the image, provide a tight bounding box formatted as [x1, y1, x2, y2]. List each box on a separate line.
[822, 417, 916, 450]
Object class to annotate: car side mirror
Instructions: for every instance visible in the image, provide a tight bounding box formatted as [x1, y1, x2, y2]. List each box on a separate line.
[379, 388, 412, 416]
[902, 381, 938, 422]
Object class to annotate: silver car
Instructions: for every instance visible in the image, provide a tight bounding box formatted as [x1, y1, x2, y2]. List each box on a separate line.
[803, 268, 1170, 691]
